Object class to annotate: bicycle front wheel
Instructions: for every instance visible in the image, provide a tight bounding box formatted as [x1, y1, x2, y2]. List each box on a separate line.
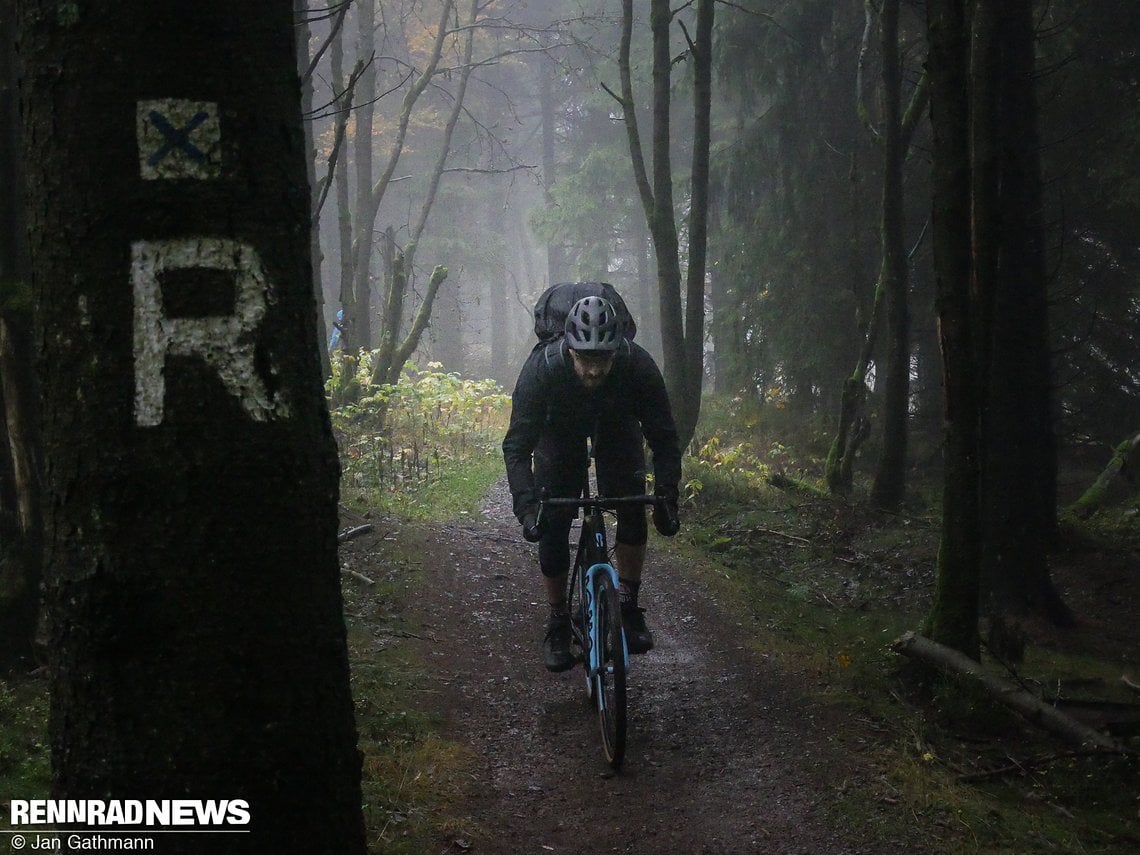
[593, 570, 627, 768]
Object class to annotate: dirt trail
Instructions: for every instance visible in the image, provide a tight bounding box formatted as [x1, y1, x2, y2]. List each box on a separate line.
[360, 481, 930, 854]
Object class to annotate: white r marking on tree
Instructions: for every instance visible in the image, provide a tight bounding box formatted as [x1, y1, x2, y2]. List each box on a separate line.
[132, 238, 290, 426]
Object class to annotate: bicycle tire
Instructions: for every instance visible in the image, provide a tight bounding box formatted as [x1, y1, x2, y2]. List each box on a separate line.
[567, 522, 594, 701]
[593, 569, 626, 768]
[575, 571, 595, 703]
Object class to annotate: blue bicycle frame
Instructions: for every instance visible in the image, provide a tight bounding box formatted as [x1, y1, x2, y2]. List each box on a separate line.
[583, 561, 629, 679]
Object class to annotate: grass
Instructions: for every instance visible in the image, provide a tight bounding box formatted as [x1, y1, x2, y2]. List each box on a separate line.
[347, 624, 482, 853]
[0, 444, 500, 854]
[339, 453, 503, 853]
[671, 396, 1140, 853]
[0, 673, 49, 802]
[345, 452, 503, 522]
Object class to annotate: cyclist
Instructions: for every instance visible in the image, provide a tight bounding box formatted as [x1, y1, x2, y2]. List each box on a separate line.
[502, 293, 681, 672]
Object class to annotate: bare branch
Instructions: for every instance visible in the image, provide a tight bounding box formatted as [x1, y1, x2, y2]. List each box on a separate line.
[312, 57, 365, 218]
[856, 0, 882, 141]
[619, 0, 655, 220]
[302, 1, 350, 83]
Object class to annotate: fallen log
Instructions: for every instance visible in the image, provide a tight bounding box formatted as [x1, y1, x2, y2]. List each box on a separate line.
[1068, 430, 1140, 517]
[343, 568, 376, 586]
[338, 523, 374, 542]
[891, 631, 1123, 752]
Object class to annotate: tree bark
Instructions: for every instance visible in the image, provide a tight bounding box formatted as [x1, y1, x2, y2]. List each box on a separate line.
[924, 0, 981, 659]
[17, 1, 366, 848]
[619, 0, 714, 447]
[869, 0, 911, 510]
[981, 0, 1068, 621]
[297, 1, 331, 380]
[0, 0, 41, 670]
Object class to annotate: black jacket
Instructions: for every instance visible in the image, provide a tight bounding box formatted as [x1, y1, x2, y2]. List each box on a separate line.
[502, 339, 682, 519]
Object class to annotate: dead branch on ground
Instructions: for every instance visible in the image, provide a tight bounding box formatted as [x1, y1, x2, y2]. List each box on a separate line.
[891, 631, 1126, 753]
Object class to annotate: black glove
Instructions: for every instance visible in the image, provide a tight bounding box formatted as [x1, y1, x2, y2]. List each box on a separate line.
[653, 486, 680, 537]
[522, 507, 543, 543]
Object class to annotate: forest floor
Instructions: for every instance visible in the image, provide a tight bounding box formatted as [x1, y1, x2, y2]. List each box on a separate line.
[338, 476, 1139, 854]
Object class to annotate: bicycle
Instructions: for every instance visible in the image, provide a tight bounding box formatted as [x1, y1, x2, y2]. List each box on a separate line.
[535, 488, 665, 768]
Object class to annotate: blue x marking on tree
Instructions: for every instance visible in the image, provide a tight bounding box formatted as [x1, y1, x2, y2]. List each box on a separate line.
[147, 110, 210, 166]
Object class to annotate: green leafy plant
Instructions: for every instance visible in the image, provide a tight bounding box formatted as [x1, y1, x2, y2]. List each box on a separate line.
[329, 359, 510, 514]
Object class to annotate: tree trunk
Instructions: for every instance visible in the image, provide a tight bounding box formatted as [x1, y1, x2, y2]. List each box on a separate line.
[981, 0, 1069, 622]
[347, 0, 377, 353]
[489, 195, 509, 385]
[633, 210, 661, 361]
[682, 0, 714, 433]
[924, 0, 981, 660]
[296, 2, 330, 380]
[368, 0, 474, 389]
[619, 0, 714, 447]
[869, 0, 910, 511]
[0, 316, 42, 671]
[539, 55, 565, 285]
[912, 266, 942, 437]
[332, 25, 354, 357]
[0, 0, 41, 670]
[828, 4, 928, 499]
[17, 1, 366, 848]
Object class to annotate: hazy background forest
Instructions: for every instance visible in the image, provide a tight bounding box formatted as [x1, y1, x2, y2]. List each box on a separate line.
[2, 0, 1137, 851]
[307, 0, 1136, 452]
[309, 0, 1138, 637]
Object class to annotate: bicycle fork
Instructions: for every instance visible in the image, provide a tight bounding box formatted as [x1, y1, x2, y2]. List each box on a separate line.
[583, 562, 629, 681]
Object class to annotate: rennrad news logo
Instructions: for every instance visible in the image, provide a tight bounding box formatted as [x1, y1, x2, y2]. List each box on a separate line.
[6, 799, 251, 826]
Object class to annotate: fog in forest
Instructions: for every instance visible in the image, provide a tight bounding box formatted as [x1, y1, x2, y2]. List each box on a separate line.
[305, 0, 1137, 464]
[6, 1, 1137, 850]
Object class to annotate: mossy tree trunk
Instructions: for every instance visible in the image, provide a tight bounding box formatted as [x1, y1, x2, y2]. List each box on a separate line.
[827, 0, 928, 500]
[1069, 432, 1140, 517]
[17, 0, 366, 848]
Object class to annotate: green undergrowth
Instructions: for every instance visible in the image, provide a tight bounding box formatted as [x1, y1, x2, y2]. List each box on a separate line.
[333, 369, 507, 852]
[343, 567, 481, 853]
[331, 361, 510, 520]
[674, 394, 1139, 853]
[0, 672, 50, 802]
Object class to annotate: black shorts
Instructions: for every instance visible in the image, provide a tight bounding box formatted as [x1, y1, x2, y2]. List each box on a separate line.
[534, 419, 648, 577]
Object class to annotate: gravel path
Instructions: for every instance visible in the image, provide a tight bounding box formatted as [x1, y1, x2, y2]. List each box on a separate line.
[358, 481, 930, 854]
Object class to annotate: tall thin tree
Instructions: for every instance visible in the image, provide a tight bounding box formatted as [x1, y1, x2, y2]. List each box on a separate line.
[924, 0, 981, 658]
[616, 0, 714, 446]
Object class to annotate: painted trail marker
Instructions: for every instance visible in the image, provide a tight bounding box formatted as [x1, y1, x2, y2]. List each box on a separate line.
[132, 238, 289, 426]
[137, 99, 221, 180]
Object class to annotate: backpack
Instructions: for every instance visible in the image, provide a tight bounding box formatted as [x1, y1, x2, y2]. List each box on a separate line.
[532, 282, 637, 344]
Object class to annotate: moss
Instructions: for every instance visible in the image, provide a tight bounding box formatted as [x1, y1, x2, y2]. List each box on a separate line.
[1069, 433, 1140, 517]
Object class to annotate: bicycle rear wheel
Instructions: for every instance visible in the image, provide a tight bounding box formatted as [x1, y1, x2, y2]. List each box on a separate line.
[593, 569, 626, 768]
